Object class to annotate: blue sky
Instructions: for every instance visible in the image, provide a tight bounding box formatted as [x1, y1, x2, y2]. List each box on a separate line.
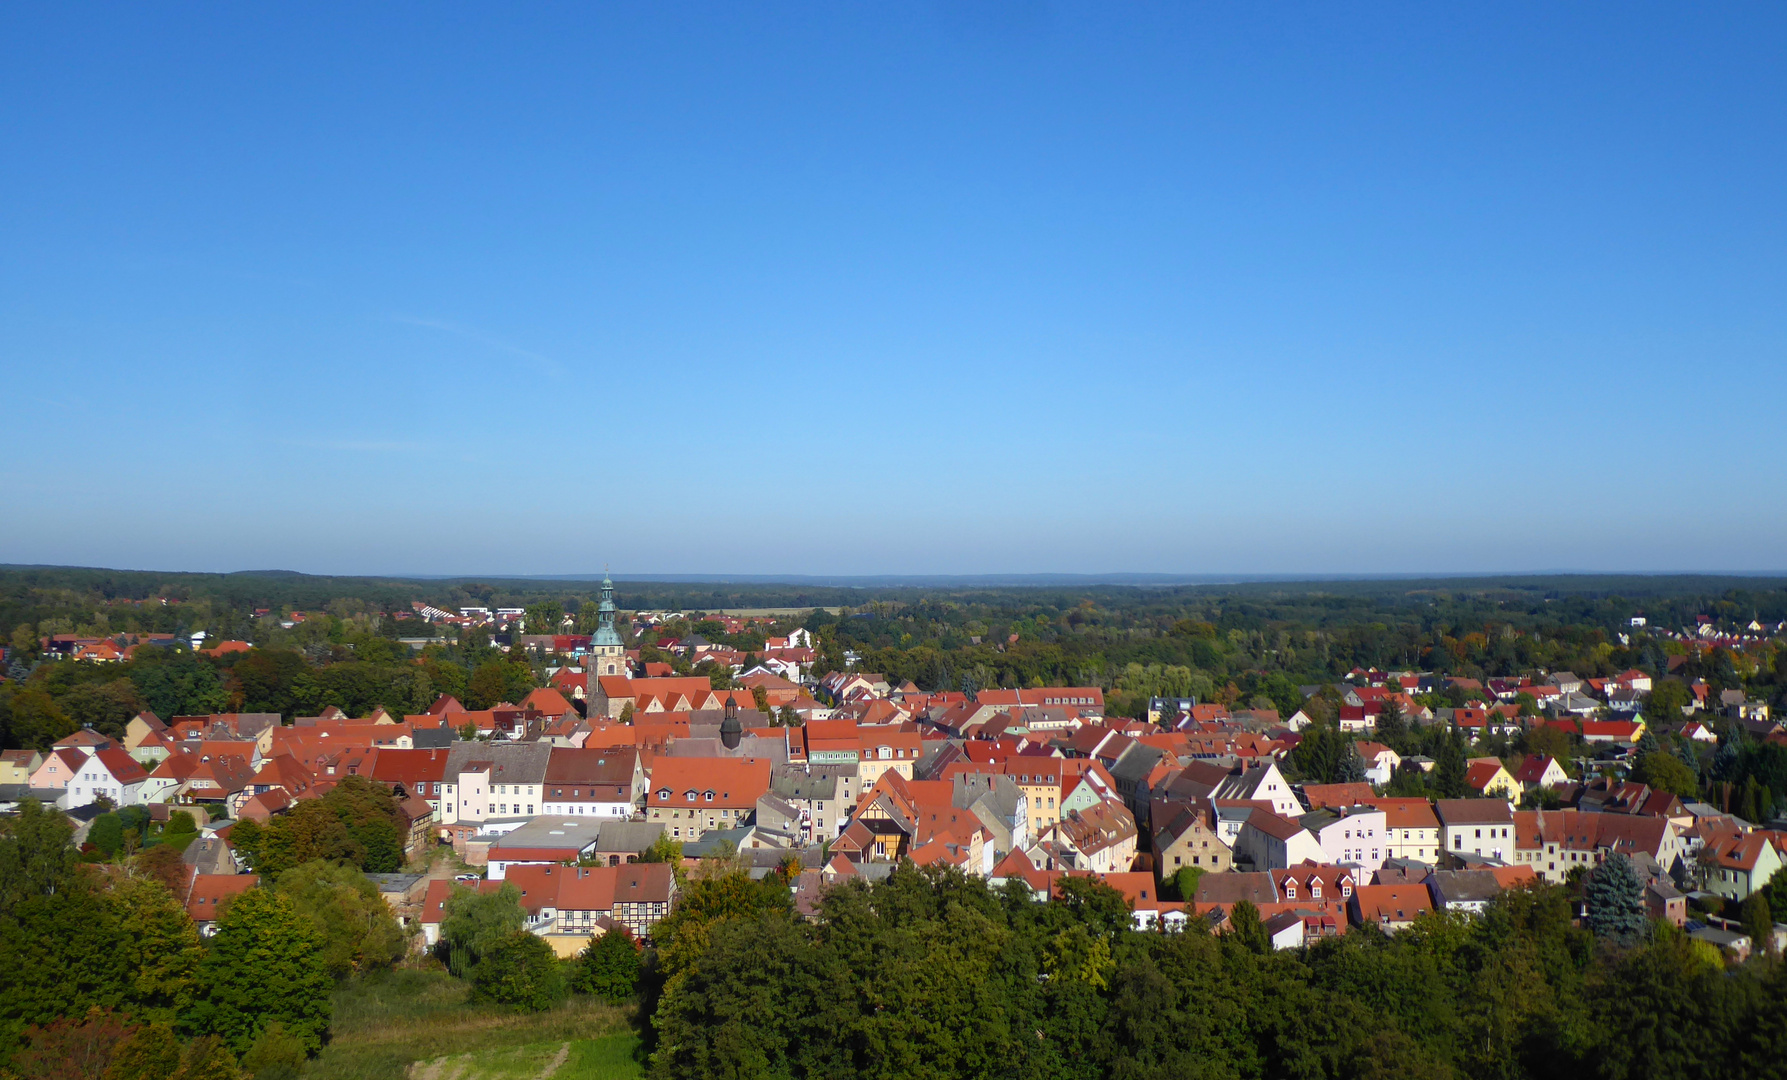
[3, 4, 1784, 577]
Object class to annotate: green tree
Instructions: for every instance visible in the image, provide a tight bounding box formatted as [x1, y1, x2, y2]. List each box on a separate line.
[471, 930, 566, 1011]
[185, 888, 331, 1055]
[1377, 698, 1408, 748]
[1336, 740, 1368, 784]
[1436, 732, 1469, 798]
[1741, 890, 1773, 957]
[6, 687, 74, 749]
[170, 1035, 243, 1080]
[439, 883, 526, 978]
[239, 1022, 307, 1080]
[110, 877, 203, 1023]
[1646, 680, 1693, 721]
[1170, 865, 1205, 903]
[1584, 852, 1648, 946]
[639, 833, 683, 865]
[89, 813, 126, 858]
[0, 801, 134, 1057]
[104, 1021, 183, 1080]
[272, 861, 409, 979]
[1634, 752, 1699, 798]
[1227, 899, 1271, 955]
[571, 927, 641, 1003]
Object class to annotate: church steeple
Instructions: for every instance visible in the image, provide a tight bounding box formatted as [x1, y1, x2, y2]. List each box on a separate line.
[589, 570, 625, 678]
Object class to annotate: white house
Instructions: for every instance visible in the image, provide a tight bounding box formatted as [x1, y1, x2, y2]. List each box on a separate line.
[65, 748, 150, 809]
[1233, 809, 1328, 870]
[1300, 806, 1389, 874]
[1356, 742, 1401, 786]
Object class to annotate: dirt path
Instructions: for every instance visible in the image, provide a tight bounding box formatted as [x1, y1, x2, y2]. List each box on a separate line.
[534, 1043, 571, 1079]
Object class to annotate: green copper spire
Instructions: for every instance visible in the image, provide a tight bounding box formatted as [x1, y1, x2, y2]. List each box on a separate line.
[592, 571, 622, 648]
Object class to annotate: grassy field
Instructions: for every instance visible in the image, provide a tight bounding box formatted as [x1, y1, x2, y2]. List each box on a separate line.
[300, 968, 644, 1080]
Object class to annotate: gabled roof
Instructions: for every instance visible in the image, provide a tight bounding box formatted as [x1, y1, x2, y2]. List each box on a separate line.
[1350, 883, 1432, 925]
[645, 756, 772, 810]
[1511, 756, 1560, 784]
[184, 873, 259, 924]
[1434, 799, 1513, 826]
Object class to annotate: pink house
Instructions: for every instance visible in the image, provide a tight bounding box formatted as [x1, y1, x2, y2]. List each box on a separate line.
[29, 748, 88, 793]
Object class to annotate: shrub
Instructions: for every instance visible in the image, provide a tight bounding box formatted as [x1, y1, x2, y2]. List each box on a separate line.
[472, 931, 567, 1012]
[570, 928, 641, 1003]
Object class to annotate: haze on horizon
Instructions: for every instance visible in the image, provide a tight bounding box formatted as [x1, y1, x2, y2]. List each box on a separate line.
[3, 4, 1784, 578]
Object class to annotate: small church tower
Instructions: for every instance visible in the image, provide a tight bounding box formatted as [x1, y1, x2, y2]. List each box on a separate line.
[590, 572, 625, 679]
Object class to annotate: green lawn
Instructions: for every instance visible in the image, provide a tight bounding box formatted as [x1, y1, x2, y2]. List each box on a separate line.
[300, 968, 643, 1080]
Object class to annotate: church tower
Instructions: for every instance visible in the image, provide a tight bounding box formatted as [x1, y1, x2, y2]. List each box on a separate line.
[590, 572, 626, 679]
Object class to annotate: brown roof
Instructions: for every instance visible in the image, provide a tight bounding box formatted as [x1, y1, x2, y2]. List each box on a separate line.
[1434, 799, 1513, 826]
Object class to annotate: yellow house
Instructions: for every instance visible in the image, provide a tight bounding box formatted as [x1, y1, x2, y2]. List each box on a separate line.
[1465, 758, 1519, 802]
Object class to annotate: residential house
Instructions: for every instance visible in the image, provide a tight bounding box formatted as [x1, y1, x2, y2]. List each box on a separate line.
[436, 742, 554, 826]
[1233, 809, 1327, 870]
[951, 773, 1031, 857]
[1355, 742, 1401, 786]
[541, 747, 643, 818]
[1348, 883, 1434, 932]
[28, 748, 86, 795]
[1703, 831, 1785, 903]
[1425, 866, 1535, 914]
[1511, 809, 1687, 885]
[1, 750, 44, 787]
[502, 862, 677, 953]
[1464, 759, 1519, 802]
[1301, 783, 1378, 812]
[184, 873, 259, 936]
[1048, 799, 1135, 874]
[1366, 798, 1443, 864]
[1436, 800, 1515, 865]
[645, 756, 773, 842]
[1512, 755, 1569, 791]
[1152, 801, 1233, 883]
[64, 748, 150, 808]
[1299, 806, 1389, 873]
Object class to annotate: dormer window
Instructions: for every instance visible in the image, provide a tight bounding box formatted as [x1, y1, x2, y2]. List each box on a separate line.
[1284, 882, 1296, 899]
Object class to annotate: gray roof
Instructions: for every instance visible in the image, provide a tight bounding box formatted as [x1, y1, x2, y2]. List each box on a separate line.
[1109, 742, 1166, 784]
[682, 825, 753, 857]
[488, 817, 606, 853]
[1434, 799, 1513, 826]
[1427, 870, 1505, 905]
[442, 740, 553, 785]
[1194, 871, 1277, 905]
[413, 727, 455, 748]
[593, 821, 665, 852]
[953, 774, 1024, 823]
[365, 872, 425, 892]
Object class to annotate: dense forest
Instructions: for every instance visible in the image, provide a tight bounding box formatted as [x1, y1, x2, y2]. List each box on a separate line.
[641, 861, 1787, 1080]
[6, 566, 1787, 738]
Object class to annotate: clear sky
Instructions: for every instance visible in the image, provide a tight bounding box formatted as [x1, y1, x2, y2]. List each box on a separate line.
[3, 4, 1784, 578]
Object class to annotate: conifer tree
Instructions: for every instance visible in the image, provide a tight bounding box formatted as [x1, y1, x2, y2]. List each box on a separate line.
[1584, 852, 1648, 946]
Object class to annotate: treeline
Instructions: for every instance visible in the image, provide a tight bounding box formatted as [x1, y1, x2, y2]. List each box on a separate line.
[642, 862, 1787, 1080]
[0, 636, 537, 750]
[0, 801, 355, 1077]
